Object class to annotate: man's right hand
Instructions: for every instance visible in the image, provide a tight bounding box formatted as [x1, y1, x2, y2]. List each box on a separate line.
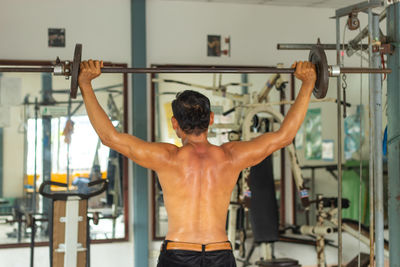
[291, 61, 317, 88]
[78, 60, 103, 89]
[226, 61, 318, 170]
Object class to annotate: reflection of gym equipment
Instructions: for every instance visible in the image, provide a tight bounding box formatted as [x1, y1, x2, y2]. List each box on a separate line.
[39, 179, 108, 267]
[152, 77, 251, 99]
[257, 68, 288, 103]
[0, 197, 50, 267]
[242, 106, 309, 207]
[0, 199, 28, 242]
[153, 76, 251, 129]
[105, 150, 123, 238]
[0, 209, 48, 267]
[154, 75, 252, 134]
[238, 155, 280, 266]
[195, 73, 309, 263]
[205, 73, 343, 264]
[237, 118, 302, 267]
[105, 93, 124, 238]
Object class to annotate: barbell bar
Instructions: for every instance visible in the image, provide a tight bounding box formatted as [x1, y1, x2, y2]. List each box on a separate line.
[0, 65, 387, 74]
[0, 42, 391, 99]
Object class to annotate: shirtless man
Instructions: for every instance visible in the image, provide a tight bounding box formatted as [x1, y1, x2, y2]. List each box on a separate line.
[78, 60, 316, 267]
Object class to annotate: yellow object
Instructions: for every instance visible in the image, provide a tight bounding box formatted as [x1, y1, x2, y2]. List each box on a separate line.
[164, 102, 181, 146]
[25, 172, 107, 191]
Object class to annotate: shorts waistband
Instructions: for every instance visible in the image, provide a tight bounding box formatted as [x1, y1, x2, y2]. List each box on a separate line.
[162, 240, 232, 252]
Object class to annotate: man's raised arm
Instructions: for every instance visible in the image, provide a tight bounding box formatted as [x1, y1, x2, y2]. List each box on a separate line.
[224, 61, 316, 170]
[78, 60, 176, 171]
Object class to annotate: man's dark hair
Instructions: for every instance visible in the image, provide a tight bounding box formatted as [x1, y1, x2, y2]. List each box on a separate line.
[172, 90, 211, 135]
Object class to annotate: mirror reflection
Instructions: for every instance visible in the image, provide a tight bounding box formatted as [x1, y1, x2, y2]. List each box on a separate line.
[0, 62, 128, 246]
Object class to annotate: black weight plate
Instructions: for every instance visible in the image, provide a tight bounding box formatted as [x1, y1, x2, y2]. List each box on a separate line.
[70, 44, 82, 99]
[308, 44, 329, 99]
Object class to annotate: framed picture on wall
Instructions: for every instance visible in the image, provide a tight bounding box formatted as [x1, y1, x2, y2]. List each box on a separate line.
[207, 35, 221, 57]
[48, 28, 65, 47]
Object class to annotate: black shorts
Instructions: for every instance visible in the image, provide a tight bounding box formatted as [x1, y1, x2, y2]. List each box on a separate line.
[157, 240, 237, 267]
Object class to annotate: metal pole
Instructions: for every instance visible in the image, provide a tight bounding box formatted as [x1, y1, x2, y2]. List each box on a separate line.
[371, 13, 385, 267]
[367, 8, 376, 267]
[316, 195, 326, 267]
[335, 15, 343, 267]
[0, 72, 3, 196]
[33, 98, 38, 214]
[277, 43, 369, 50]
[311, 168, 316, 225]
[387, 3, 400, 267]
[41, 74, 52, 216]
[0, 67, 54, 73]
[66, 95, 72, 191]
[30, 217, 35, 267]
[340, 68, 390, 74]
[131, 0, 149, 266]
[0, 127, 2, 198]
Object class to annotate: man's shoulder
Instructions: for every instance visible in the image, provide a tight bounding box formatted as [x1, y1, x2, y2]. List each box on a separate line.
[220, 141, 239, 151]
[156, 142, 179, 154]
[215, 142, 240, 161]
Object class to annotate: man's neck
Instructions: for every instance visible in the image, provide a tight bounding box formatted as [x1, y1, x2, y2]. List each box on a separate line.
[181, 132, 209, 146]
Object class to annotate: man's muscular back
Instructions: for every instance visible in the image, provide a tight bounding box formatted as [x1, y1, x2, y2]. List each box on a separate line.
[79, 60, 316, 245]
[157, 142, 240, 243]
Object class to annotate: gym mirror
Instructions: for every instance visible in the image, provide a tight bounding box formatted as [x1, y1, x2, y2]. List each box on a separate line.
[0, 60, 129, 248]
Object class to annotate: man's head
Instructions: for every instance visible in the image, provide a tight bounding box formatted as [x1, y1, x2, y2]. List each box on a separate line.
[171, 90, 213, 136]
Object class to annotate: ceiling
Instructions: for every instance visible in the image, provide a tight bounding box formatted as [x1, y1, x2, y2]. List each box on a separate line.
[162, 0, 382, 9]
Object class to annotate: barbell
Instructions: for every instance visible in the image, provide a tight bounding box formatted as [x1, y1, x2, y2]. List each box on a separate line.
[0, 42, 391, 99]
